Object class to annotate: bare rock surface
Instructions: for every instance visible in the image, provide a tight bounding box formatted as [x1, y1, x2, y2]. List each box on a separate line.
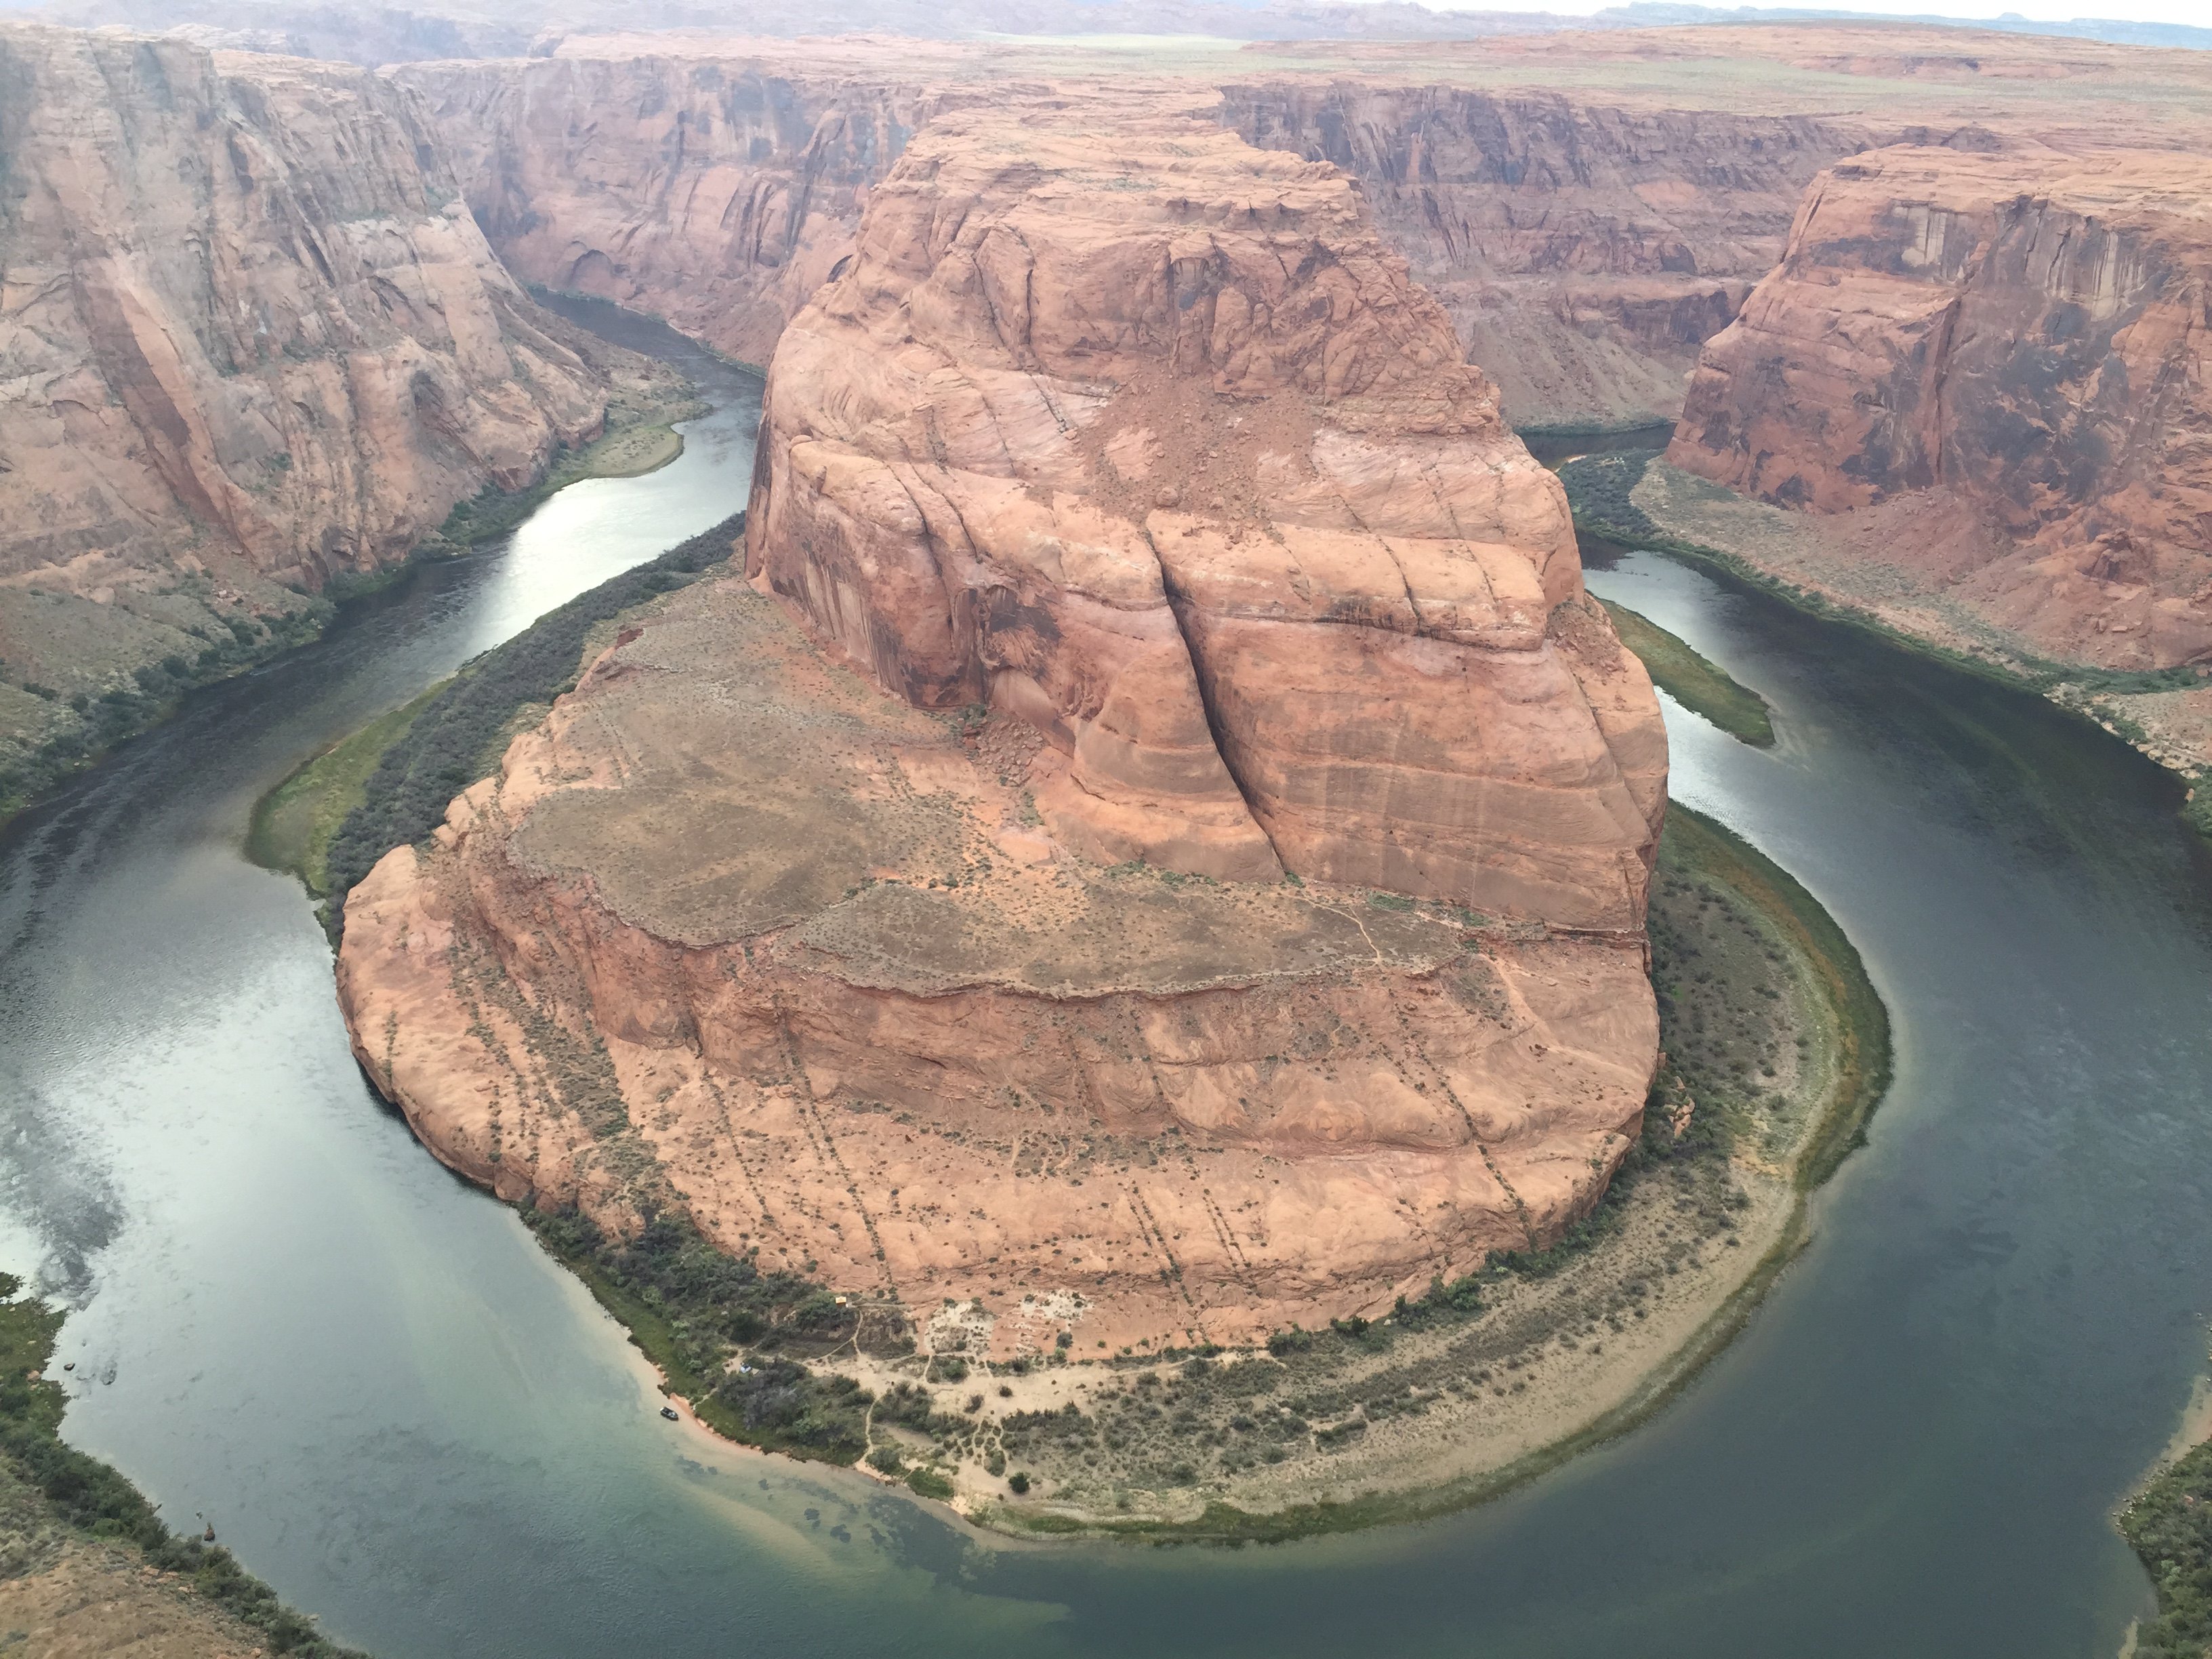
[395, 49, 972, 370]
[338, 571, 1660, 1352]
[0, 24, 633, 594]
[1218, 85, 1882, 430]
[1669, 144, 2212, 672]
[338, 104, 1666, 1351]
[396, 25, 2212, 445]
[748, 98, 1667, 924]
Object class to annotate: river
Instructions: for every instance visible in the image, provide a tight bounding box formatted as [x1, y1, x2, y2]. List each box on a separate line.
[3, 310, 2210, 1658]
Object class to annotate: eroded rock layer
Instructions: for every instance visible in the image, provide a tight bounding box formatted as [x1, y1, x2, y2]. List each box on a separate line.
[0, 24, 632, 592]
[396, 51, 966, 369]
[340, 104, 1666, 1350]
[749, 100, 1667, 926]
[1219, 85, 1885, 429]
[339, 571, 1660, 1351]
[396, 41, 1883, 429]
[1669, 145, 2212, 668]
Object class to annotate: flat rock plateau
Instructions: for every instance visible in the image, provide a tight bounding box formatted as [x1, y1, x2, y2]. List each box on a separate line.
[337, 96, 1669, 1354]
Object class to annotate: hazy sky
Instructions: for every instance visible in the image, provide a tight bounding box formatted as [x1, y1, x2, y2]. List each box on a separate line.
[1430, 0, 2208, 21]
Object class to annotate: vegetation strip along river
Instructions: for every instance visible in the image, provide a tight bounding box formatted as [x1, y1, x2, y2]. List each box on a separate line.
[0, 306, 2207, 1655]
[247, 487, 1877, 1542]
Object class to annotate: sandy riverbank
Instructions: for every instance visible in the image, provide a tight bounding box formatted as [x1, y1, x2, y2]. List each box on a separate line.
[559, 804, 1888, 1543]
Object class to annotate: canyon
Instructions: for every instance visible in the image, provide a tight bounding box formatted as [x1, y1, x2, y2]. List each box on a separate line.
[335, 96, 1669, 1355]
[1, 0, 2207, 1556]
[398, 38, 1889, 429]
[1667, 144, 2212, 675]
[388, 24, 2212, 447]
[0, 22, 670, 808]
[398, 50, 964, 371]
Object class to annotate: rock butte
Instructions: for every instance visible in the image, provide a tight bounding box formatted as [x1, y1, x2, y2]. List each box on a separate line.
[1670, 144, 2212, 672]
[337, 100, 1668, 1352]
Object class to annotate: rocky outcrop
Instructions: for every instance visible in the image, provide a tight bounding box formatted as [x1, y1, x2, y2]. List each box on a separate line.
[338, 101, 1666, 1351]
[401, 28, 2212, 438]
[1669, 144, 2212, 668]
[748, 99, 1666, 924]
[394, 51, 963, 369]
[398, 46, 1883, 431]
[1219, 85, 1880, 429]
[0, 25, 634, 594]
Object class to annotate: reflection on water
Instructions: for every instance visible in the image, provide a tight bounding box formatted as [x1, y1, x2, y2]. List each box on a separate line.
[3, 319, 2211, 1655]
[1517, 423, 1675, 468]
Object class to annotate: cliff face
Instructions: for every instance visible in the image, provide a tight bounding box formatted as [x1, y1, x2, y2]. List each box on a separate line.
[749, 100, 1666, 924]
[394, 52, 960, 369]
[337, 103, 1666, 1351]
[1669, 145, 2212, 668]
[398, 47, 1891, 431]
[1218, 85, 1881, 428]
[0, 25, 626, 593]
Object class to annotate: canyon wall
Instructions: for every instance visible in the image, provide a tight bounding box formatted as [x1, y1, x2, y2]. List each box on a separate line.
[0, 24, 628, 594]
[339, 100, 1667, 1351]
[1218, 85, 1883, 428]
[0, 22, 670, 802]
[394, 52, 962, 369]
[398, 45, 1891, 429]
[1668, 144, 2212, 668]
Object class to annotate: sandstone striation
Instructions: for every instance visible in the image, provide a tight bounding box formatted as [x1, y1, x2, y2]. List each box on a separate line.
[0, 24, 634, 595]
[1668, 144, 2212, 670]
[395, 50, 968, 370]
[0, 22, 684, 806]
[1218, 86, 1879, 430]
[402, 43, 1877, 432]
[338, 102, 1667, 1353]
[397, 27, 2212, 442]
[747, 101, 1666, 923]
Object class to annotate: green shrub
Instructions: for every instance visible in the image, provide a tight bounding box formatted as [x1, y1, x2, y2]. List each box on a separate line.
[1556, 451, 1665, 541]
[2185, 776, 2212, 844]
[0, 1277, 365, 1656]
[905, 1467, 955, 1501]
[2122, 1438, 2212, 1655]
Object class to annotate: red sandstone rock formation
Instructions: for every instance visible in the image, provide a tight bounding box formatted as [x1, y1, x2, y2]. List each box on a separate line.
[398, 26, 2212, 436]
[394, 43, 1876, 430]
[747, 99, 1666, 924]
[1669, 144, 2212, 668]
[395, 50, 968, 369]
[337, 102, 1666, 1352]
[0, 26, 637, 594]
[1218, 85, 1877, 428]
